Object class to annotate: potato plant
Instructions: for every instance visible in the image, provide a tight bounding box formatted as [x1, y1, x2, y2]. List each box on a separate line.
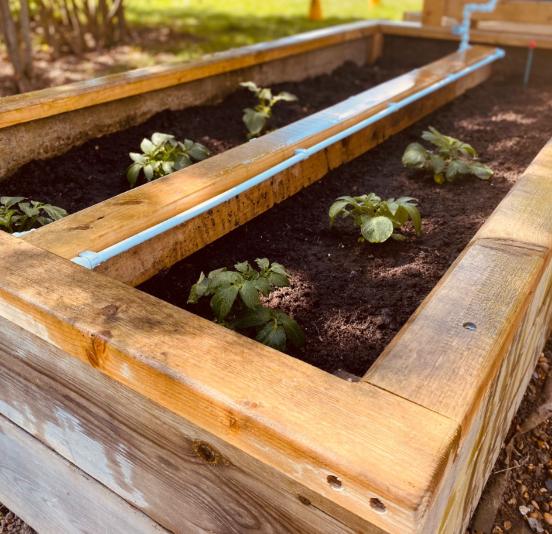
[127, 132, 209, 188]
[240, 81, 298, 139]
[329, 194, 422, 243]
[188, 258, 305, 353]
[0, 197, 67, 234]
[403, 126, 493, 184]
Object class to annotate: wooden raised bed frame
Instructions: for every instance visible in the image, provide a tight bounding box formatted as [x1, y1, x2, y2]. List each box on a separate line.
[1, 22, 552, 534]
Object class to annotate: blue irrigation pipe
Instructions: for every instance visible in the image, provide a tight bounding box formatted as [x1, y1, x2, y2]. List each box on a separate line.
[70, 48, 505, 270]
[456, 0, 500, 52]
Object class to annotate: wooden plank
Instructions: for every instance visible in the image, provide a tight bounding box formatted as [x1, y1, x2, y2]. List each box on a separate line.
[95, 60, 492, 287]
[428, 257, 552, 534]
[0, 21, 380, 130]
[0, 231, 461, 534]
[0, 36, 380, 182]
[380, 20, 552, 49]
[0, 413, 171, 534]
[364, 240, 547, 431]
[422, 0, 445, 26]
[0, 314, 380, 534]
[22, 45, 499, 265]
[363, 136, 552, 528]
[445, 0, 552, 25]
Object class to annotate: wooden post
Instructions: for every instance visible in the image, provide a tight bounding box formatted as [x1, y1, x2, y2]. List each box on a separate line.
[421, 0, 445, 26]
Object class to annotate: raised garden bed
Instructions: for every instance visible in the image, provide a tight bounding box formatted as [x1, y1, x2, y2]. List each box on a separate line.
[1, 21, 552, 534]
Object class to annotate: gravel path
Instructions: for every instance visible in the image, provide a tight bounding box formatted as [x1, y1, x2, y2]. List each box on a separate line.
[0, 504, 35, 534]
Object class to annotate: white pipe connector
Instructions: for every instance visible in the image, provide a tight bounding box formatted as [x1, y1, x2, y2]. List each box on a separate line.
[70, 48, 505, 270]
[456, 0, 500, 52]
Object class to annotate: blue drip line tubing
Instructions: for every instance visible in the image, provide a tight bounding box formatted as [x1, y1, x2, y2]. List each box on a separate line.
[70, 48, 505, 270]
[457, 0, 500, 52]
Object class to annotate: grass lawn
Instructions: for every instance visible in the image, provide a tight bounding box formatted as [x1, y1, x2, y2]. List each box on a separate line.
[125, 0, 422, 61]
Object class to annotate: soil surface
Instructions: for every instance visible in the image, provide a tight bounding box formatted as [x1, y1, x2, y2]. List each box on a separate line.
[0, 38, 441, 214]
[2, 38, 552, 378]
[0, 503, 34, 533]
[140, 39, 552, 376]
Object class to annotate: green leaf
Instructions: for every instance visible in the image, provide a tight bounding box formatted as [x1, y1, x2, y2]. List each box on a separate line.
[42, 205, 68, 221]
[151, 133, 174, 146]
[174, 154, 193, 170]
[445, 160, 461, 182]
[234, 261, 249, 273]
[127, 163, 142, 187]
[188, 143, 210, 161]
[329, 200, 349, 227]
[275, 310, 305, 348]
[255, 322, 286, 352]
[434, 172, 445, 185]
[211, 285, 239, 322]
[259, 88, 272, 102]
[209, 270, 242, 289]
[402, 143, 428, 168]
[268, 272, 290, 288]
[240, 81, 261, 94]
[232, 306, 274, 329]
[469, 161, 494, 180]
[456, 160, 470, 175]
[243, 108, 266, 136]
[18, 203, 40, 217]
[255, 258, 270, 270]
[390, 233, 406, 241]
[252, 276, 272, 296]
[360, 216, 394, 243]
[1, 196, 25, 208]
[161, 161, 175, 175]
[422, 126, 448, 150]
[239, 281, 261, 309]
[403, 204, 422, 235]
[143, 164, 154, 181]
[140, 138, 155, 155]
[188, 273, 211, 304]
[129, 152, 146, 164]
[37, 216, 53, 226]
[270, 263, 289, 277]
[273, 91, 298, 102]
[429, 154, 446, 174]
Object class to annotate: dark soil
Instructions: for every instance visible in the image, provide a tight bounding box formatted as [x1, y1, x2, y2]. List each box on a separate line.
[3, 37, 552, 377]
[0, 38, 447, 214]
[139, 40, 552, 376]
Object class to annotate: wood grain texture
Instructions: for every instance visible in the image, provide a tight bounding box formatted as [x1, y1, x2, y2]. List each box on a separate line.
[0, 316, 377, 534]
[0, 232, 460, 534]
[444, 0, 552, 24]
[0, 413, 170, 534]
[22, 45, 499, 265]
[429, 256, 552, 534]
[0, 21, 380, 130]
[381, 21, 552, 49]
[422, 0, 445, 25]
[94, 61, 492, 287]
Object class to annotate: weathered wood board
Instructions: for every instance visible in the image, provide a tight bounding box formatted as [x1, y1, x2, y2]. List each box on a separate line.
[0, 413, 170, 534]
[0, 23, 382, 180]
[0, 24, 551, 534]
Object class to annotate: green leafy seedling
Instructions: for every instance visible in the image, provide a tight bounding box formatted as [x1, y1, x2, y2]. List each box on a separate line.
[403, 126, 493, 184]
[329, 194, 422, 243]
[127, 132, 209, 188]
[188, 258, 305, 353]
[0, 196, 67, 234]
[240, 81, 298, 139]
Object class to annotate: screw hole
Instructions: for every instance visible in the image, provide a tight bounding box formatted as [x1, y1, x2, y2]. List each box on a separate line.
[298, 495, 311, 505]
[370, 498, 387, 514]
[327, 475, 343, 491]
[463, 322, 477, 331]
